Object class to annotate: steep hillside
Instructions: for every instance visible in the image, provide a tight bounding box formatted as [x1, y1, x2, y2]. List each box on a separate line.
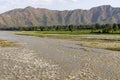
[0, 5, 120, 27]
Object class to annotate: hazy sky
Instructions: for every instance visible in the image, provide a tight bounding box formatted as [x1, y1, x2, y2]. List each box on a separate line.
[0, 0, 120, 13]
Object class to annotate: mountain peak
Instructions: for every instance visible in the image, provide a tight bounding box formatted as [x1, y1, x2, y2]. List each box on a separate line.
[91, 5, 112, 9]
[100, 5, 112, 7]
[99, 5, 113, 9]
[25, 6, 35, 9]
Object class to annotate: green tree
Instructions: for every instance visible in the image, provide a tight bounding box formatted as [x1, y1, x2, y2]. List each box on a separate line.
[113, 23, 118, 31]
[91, 24, 96, 33]
[68, 24, 74, 32]
[95, 23, 101, 29]
[40, 26, 44, 31]
[102, 24, 113, 33]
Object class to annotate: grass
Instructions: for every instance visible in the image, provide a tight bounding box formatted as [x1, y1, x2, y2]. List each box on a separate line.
[80, 41, 120, 51]
[14, 31, 120, 51]
[36, 30, 92, 34]
[14, 30, 120, 35]
[15, 31, 120, 41]
[0, 40, 16, 47]
[14, 30, 91, 35]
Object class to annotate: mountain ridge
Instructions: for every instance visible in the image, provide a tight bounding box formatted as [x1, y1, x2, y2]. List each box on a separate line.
[0, 5, 120, 27]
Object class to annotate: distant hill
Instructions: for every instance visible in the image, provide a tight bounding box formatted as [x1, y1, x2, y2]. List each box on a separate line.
[0, 5, 120, 27]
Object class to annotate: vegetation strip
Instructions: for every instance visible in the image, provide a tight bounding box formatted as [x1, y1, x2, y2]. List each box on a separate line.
[0, 40, 16, 47]
[80, 42, 120, 51]
[1, 23, 120, 34]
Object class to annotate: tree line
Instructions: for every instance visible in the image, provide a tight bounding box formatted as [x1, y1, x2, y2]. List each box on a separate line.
[0, 23, 120, 33]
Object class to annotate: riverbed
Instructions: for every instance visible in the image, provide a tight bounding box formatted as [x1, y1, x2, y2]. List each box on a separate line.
[0, 31, 120, 80]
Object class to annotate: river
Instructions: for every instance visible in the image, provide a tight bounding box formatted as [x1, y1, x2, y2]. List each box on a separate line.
[0, 31, 120, 80]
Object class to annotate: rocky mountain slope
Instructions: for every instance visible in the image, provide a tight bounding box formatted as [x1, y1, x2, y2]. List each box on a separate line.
[0, 5, 120, 27]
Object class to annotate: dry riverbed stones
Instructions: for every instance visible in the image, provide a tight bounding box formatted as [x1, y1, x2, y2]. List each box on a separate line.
[0, 47, 63, 80]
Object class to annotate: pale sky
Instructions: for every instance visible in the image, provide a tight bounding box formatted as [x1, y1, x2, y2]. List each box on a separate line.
[0, 0, 120, 13]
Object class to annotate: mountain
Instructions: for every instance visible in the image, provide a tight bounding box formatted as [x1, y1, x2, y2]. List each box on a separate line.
[0, 5, 120, 27]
